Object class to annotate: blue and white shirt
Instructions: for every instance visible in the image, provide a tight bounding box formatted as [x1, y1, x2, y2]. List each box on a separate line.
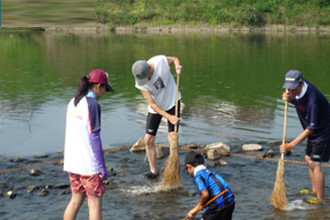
[193, 165, 235, 211]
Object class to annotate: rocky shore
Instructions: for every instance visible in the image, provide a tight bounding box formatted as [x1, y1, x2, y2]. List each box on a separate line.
[4, 24, 328, 34]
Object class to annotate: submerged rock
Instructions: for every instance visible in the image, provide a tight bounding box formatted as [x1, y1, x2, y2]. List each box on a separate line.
[37, 189, 48, 197]
[54, 184, 70, 189]
[29, 169, 42, 176]
[3, 190, 16, 199]
[130, 138, 146, 152]
[242, 144, 263, 152]
[0, 183, 8, 189]
[27, 185, 39, 193]
[12, 157, 26, 162]
[206, 160, 217, 168]
[107, 166, 117, 176]
[35, 154, 49, 159]
[58, 189, 70, 195]
[13, 185, 25, 191]
[156, 147, 165, 159]
[217, 159, 229, 166]
[265, 149, 276, 158]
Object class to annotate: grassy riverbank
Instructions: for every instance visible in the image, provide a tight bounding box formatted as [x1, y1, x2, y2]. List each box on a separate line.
[1, 0, 329, 32]
[96, 0, 330, 29]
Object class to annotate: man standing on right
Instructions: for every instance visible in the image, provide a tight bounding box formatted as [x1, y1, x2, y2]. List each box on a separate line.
[281, 70, 330, 204]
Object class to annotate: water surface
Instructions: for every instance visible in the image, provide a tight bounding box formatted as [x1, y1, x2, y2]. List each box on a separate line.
[0, 31, 330, 219]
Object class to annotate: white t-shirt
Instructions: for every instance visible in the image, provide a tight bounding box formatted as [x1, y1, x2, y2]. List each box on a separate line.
[135, 55, 182, 114]
[63, 97, 101, 175]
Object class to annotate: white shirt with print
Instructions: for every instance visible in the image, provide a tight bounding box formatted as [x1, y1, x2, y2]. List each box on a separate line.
[135, 55, 182, 114]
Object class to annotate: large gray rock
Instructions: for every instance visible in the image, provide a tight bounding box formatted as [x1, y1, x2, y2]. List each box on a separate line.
[242, 144, 263, 152]
[156, 147, 165, 159]
[205, 142, 231, 154]
[207, 149, 219, 161]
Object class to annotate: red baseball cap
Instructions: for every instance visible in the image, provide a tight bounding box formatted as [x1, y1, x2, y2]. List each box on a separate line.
[88, 69, 114, 92]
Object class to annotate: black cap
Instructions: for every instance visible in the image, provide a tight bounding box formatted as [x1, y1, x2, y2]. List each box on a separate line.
[185, 151, 204, 166]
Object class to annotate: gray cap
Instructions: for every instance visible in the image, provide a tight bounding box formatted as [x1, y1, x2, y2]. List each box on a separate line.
[132, 60, 149, 86]
[282, 70, 303, 90]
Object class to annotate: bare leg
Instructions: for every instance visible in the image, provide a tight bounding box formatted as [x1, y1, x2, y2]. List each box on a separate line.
[88, 196, 103, 220]
[306, 155, 325, 200]
[63, 192, 86, 220]
[310, 162, 325, 200]
[145, 134, 158, 174]
[306, 156, 317, 193]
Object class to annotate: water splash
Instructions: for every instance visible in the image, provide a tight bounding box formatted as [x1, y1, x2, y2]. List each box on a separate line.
[122, 183, 164, 195]
[285, 199, 317, 211]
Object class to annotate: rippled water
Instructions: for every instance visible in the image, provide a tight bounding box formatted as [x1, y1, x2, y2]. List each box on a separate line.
[1, 148, 330, 219]
[1, 31, 330, 219]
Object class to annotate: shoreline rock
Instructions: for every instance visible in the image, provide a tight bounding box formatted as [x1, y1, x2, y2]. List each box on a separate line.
[114, 25, 330, 34]
[2, 24, 329, 34]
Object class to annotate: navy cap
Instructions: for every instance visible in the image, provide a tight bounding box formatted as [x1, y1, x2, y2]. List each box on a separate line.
[282, 70, 303, 90]
[185, 151, 204, 166]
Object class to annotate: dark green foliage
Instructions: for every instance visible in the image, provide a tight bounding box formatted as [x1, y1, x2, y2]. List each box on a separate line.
[96, 0, 330, 26]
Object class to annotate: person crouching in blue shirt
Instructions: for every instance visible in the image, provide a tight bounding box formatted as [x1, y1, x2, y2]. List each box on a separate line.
[185, 151, 235, 220]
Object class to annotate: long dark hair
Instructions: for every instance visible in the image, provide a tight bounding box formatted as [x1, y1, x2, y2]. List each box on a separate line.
[74, 76, 94, 106]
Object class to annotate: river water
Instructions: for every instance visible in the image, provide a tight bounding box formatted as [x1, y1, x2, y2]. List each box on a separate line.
[0, 30, 330, 219]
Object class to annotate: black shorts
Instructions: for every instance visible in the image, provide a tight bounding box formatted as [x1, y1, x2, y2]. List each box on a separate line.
[306, 139, 330, 162]
[145, 101, 180, 136]
[202, 202, 235, 220]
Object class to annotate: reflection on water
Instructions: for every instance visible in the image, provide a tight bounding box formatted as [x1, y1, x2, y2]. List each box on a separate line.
[1, 31, 330, 219]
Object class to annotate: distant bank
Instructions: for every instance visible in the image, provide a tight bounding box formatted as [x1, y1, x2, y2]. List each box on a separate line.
[1, 0, 329, 33]
[39, 24, 330, 34]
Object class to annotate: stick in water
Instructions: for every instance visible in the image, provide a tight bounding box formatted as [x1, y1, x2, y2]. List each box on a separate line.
[183, 189, 229, 220]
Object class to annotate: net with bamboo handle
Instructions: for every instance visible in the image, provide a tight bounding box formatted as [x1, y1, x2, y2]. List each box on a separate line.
[162, 74, 181, 188]
[270, 99, 288, 209]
